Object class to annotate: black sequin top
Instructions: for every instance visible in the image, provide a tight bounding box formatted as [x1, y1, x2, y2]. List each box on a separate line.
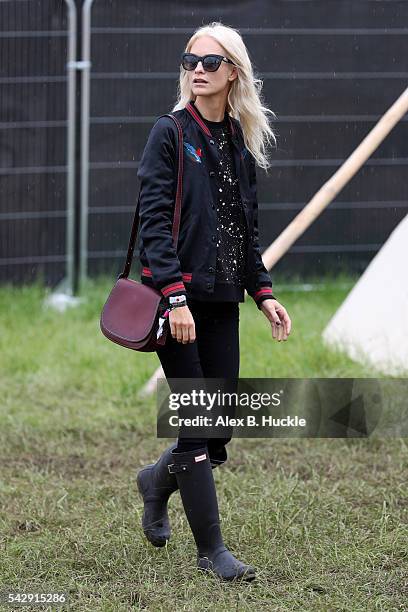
[192, 104, 248, 302]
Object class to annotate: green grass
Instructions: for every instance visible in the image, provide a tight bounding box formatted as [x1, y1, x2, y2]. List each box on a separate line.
[0, 275, 407, 611]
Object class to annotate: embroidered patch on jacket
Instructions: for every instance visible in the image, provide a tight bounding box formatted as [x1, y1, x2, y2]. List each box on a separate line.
[184, 142, 202, 163]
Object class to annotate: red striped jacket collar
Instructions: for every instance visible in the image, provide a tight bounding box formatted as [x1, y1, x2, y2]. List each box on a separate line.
[185, 100, 236, 139]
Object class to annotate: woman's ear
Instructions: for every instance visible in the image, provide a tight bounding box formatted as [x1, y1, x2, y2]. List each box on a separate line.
[229, 66, 238, 82]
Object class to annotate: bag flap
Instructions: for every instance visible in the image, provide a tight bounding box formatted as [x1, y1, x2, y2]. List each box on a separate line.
[101, 278, 162, 343]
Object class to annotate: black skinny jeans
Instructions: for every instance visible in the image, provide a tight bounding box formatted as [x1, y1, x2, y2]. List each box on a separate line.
[156, 299, 240, 458]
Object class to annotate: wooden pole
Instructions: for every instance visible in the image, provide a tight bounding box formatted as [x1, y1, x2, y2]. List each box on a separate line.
[261, 86, 408, 270]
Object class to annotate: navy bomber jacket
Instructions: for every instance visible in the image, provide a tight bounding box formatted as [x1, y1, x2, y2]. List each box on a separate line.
[136, 99, 276, 309]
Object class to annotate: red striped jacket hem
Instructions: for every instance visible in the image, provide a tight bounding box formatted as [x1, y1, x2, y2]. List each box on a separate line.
[141, 267, 192, 283]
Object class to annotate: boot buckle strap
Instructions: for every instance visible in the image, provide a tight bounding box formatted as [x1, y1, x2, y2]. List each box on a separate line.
[210, 458, 225, 466]
[167, 462, 189, 474]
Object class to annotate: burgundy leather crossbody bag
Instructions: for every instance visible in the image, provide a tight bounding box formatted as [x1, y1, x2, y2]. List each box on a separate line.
[100, 113, 184, 352]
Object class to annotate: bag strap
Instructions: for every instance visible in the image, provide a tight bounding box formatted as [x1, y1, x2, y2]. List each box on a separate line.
[118, 113, 184, 280]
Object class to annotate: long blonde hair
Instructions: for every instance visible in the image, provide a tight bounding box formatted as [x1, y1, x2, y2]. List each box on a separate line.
[171, 21, 278, 173]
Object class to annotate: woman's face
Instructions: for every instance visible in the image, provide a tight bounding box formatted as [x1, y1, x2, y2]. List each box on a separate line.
[187, 36, 237, 98]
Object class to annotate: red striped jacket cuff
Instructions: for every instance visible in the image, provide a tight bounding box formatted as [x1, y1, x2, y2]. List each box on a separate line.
[161, 281, 187, 298]
[252, 286, 276, 309]
[253, 286, 274, 302]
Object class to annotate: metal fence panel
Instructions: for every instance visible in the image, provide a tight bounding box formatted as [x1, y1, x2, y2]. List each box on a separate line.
[2, 1, 407, 285]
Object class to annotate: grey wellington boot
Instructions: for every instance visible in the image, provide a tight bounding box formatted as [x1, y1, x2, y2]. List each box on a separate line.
[167, 447, 256, 581]
[136, 443, 227, 547]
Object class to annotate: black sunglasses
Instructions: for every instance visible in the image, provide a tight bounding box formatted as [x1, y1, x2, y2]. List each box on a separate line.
[181, 53, 235, 72]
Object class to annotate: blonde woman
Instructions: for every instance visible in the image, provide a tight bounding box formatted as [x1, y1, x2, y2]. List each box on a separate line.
[136, 21, 292, 581]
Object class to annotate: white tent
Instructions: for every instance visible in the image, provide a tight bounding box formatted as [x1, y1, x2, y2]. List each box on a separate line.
[322, 213, 408, 376]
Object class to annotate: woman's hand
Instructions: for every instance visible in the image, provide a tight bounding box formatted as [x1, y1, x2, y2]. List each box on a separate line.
[169, 305, 196, 343]
[260, 299, 292, 342]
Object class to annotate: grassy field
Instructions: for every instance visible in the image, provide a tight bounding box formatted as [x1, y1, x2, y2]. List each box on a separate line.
[0, 275, 407, 611]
